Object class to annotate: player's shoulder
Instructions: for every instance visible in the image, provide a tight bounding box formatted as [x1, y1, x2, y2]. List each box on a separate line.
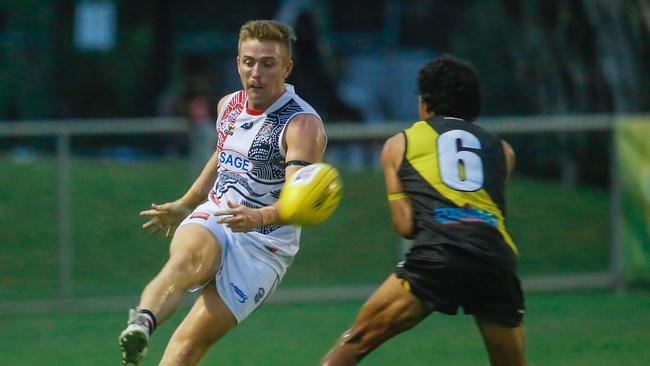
[216, 90, 246, 114]
[284, 109, 326, 150]
[381, 132, 406, 165]
[286, 113, 325, 140]
[285, 88, 324, 131]
[216, 94, 229, 113]
[288, 113, 322, 125]
[385, 132, 406, 147]
[223, 89, 247, 102]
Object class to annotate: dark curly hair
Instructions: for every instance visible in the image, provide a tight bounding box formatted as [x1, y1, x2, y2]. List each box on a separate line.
[418, 54, 482, 121]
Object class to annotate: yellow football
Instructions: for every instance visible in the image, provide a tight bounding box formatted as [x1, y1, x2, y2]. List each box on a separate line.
[278, 163, 343, 225]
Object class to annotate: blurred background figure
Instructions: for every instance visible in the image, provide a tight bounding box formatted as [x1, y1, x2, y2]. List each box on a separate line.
[185, 93, 214, 177]
[156, 53, 218, 161]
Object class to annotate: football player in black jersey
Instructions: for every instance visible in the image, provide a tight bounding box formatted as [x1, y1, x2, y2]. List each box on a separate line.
[321, 55, 526, 366]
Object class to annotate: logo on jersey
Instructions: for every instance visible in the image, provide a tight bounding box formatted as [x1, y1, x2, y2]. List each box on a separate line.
[190, 212, 210, 220]
[254, 287, 265, 304]
[433, 207, 497, 227]
[225, 110, 239, 123]
[257, 121, 273, 139]
[219, 149, 253, 173]
[222, 112, 239, 136]
[230, 282, 248, 303]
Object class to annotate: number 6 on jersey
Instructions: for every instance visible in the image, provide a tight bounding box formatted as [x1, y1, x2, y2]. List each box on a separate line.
[437, 129, 484, 191]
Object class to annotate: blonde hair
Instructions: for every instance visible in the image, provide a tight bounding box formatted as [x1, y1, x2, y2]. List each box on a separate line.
[238, 20, 296, 60]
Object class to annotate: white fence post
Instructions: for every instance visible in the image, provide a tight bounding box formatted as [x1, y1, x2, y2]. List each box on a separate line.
[609, 117, 625, 292]
[56, 132, 73, 299]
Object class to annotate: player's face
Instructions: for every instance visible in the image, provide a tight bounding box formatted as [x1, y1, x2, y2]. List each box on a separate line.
[237, 39, 293, 111]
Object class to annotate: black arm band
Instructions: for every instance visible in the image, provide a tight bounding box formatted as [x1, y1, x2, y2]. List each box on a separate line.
[286, 160, 312, 167]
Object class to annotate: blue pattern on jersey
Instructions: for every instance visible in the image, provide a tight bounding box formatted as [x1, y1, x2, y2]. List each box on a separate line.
[249, 99, 304, 181]
[433, 207, 498, 227]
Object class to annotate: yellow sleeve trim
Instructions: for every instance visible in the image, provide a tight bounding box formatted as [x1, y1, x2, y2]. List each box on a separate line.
[387, 192, 408, 201]
[401, 279, 411, 292]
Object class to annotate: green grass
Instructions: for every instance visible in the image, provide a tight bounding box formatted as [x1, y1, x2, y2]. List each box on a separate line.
[0, 156, 633, 365]
[0, 159, 59, 299]
[0, 157, 610, 300]
[507, 177, 610, 275]
[0, 290, 648, 365]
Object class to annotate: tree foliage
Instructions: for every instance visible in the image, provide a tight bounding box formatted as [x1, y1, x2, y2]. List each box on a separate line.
[446, 0, 649, 115]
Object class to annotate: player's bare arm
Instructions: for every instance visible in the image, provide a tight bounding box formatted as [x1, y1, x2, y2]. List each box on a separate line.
[215, 113, 326, 232]
[381, 133, 414, 238]
[140, 95, 229, 237]
[501, 139, 516, 179]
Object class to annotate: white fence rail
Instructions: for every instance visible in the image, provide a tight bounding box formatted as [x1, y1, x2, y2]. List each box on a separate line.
[0, 114, 627, 313]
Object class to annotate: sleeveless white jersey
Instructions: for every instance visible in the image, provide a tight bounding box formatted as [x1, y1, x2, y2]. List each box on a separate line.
[209, 84, 321, 272]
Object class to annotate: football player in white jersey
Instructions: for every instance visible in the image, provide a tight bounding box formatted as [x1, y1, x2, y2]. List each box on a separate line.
[119, 20, 326, 365]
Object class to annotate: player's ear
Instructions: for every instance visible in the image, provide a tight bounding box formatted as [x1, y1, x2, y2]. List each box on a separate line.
[418, 95, 434, 120]
[236, 56, 242, 75]
[283, 59, 293, 80]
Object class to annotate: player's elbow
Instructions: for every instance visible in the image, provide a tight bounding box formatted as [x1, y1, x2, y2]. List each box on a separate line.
[389, 201, 414, 238]
[393, 219, 415, 239]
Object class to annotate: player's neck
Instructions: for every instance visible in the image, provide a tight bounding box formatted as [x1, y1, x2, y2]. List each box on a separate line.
[420, 111, 435, 120]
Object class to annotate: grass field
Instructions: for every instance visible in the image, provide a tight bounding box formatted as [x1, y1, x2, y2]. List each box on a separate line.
[0, 157, 610, 301]
[0, 290, 648, 365]
[0, 155, 640, 365]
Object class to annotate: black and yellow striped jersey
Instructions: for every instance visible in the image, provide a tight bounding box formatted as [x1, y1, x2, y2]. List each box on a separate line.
[399, 116, 517, 271]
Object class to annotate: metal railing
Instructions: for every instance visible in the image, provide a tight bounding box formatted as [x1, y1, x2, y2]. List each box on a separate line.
[0, 114, 627, 313]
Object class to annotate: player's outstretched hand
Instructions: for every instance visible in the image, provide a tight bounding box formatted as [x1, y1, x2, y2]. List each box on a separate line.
[140, 201, 192, 237]
[214, 200, 263, 232]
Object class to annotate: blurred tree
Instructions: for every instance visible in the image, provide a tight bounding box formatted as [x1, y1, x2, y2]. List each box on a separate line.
[1, 0, 647, 120]
[424, 0, 649, 115]
[0, 0, 54, 119]
[427, 0, 650, 186]
[495, 0, 649, 114]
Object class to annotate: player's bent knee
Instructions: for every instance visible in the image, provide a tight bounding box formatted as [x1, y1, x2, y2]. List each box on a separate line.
[166, 231, 220, 277]
[170, 225, 221, 259]
[166, 251, 198, 274]
[163, 249, 215, 288]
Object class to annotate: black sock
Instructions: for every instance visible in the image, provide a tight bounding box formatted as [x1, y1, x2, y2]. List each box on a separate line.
[138, 309, 157, 336]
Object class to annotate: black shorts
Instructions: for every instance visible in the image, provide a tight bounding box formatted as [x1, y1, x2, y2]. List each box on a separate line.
[395, 244, 525, 327]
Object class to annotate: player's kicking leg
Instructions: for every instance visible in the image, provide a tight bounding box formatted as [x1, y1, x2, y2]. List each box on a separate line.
[119, 308, 155, 364]
[119, 224, 222, 365]
[159, 285, 237, 365]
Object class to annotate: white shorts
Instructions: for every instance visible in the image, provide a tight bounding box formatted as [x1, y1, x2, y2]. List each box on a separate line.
[179, 203, 283, 323]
